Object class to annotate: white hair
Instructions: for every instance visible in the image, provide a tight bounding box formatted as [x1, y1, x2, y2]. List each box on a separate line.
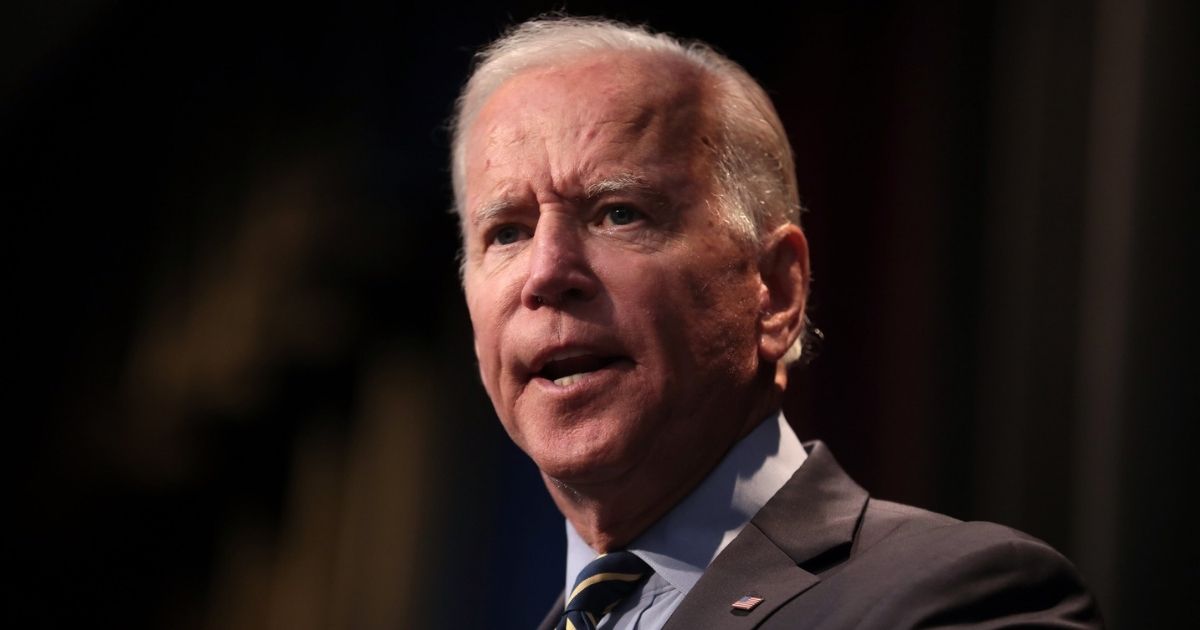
[450, 16, 808, 364]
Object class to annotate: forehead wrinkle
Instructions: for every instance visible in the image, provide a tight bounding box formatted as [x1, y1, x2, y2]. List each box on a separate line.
[466, 53, 713, 223]
[552, 117, 667, 200]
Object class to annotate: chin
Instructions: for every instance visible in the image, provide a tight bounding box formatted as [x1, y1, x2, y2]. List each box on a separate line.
[526, 426, 642, 487]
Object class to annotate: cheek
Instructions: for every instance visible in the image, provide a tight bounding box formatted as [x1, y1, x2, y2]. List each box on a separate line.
[465, 274, 528, 400]
[466, 296, 502, 378]
[678, 264, 762, 362]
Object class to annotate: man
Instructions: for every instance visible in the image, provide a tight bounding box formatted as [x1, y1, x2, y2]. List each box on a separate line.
[451, 16, 1101, 629]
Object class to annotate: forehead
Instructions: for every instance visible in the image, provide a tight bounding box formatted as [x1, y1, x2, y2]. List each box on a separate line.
[463, 52, 713, 209]
[476, 52, 704, 133]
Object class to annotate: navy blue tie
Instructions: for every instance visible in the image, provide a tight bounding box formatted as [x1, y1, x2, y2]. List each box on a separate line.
[557, 551, 651, 630]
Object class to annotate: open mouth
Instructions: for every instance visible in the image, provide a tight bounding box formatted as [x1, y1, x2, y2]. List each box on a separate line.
[535, 352, 625, 387]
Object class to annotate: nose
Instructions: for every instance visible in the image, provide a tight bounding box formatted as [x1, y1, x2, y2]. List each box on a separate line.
[520, 216, 600, 309]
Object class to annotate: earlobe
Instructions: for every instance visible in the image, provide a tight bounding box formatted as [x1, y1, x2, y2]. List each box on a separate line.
[757, 225, 810, 363]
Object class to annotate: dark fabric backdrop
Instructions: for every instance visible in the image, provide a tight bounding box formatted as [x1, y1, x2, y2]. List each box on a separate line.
[5, 1, 1195, 628]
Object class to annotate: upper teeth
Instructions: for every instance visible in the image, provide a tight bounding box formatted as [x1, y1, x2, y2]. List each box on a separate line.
[553, 374, 586, 387]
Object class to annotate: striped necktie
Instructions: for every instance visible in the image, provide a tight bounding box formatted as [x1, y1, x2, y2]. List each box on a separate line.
[557, 551, 651, 630]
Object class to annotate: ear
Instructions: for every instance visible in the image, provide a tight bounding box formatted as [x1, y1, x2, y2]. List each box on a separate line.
[757, 224, 810, 363]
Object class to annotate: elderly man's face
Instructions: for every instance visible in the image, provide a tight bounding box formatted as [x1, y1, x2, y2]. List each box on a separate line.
[461, 53, 767, 489]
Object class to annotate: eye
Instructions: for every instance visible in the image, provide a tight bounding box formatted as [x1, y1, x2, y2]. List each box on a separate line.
[491, 224, 529, 246]
[602, 205, 642, 226]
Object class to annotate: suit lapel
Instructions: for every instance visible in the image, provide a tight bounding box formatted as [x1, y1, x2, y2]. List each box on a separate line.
[753, 441, 869, 566]
[664, 441, 869, 629]
[662, 523, 819, 630]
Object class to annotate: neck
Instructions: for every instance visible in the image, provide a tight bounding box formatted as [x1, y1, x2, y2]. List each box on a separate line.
[549, 481, 680, 552]
[547, 379, 782, 552]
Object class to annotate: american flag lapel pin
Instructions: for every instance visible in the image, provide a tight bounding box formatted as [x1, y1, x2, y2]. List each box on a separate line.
[731, 594, 765, 612]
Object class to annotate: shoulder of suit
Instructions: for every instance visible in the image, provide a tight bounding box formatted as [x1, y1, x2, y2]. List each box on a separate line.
[851, 498, 1077, 577]
[857, 498, 1057, 551]
[821, 501, 1099, 626]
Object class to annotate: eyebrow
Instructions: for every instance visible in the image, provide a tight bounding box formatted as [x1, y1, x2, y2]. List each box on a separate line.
[585, 174, 675, 212]
[470, 173, 669, 227]
[584, 173, 654, 199]
[471, 198, 518, 228]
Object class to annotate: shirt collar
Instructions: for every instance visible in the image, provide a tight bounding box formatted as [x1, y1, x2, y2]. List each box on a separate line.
[565, 411, 807, 598]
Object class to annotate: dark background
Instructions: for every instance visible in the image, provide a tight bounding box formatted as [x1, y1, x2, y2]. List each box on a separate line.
[5, 1, 1195, 628]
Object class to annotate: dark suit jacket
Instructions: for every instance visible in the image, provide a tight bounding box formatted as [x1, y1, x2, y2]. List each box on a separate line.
[537, 441, 1101, 629]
